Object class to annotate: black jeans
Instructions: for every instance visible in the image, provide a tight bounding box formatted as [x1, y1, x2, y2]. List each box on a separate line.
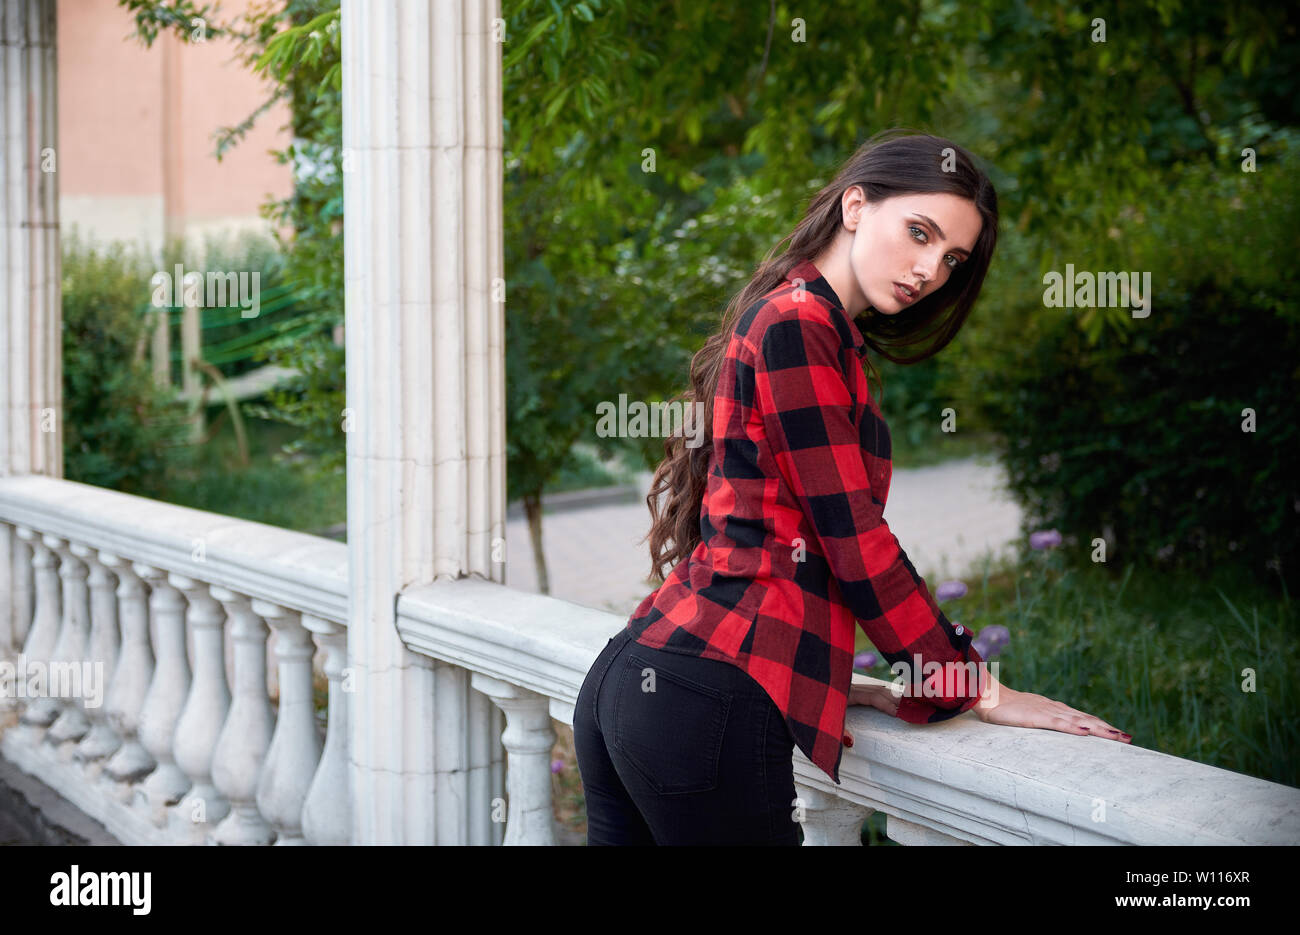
[573, 627, 800, 846]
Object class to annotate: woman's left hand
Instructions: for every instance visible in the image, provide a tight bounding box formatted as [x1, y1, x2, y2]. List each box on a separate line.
[844, 681, 900, 746]
[848, 681, 900, 716]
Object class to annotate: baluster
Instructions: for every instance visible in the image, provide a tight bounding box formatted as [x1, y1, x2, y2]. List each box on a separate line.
[72, 546, 122, 771]
[44, 540, 92, 751]
[134, 565, 192, 825]
[469, 673, 556, 846]
[20, 534, 69, 733]
[0, 524, 11, 670]
[13, 527, 35, 650]
[1, 525, 35, 714]
[209, 588, 274, 845]
[0, 524, 14, 666]
[169, 575, 232, 841]
[794, 781, 874, 846]
[17, 532, 63, 734]
[100, 556, 156, 799]
[254, 600, 322, 845]
[301, 615, 349, 845]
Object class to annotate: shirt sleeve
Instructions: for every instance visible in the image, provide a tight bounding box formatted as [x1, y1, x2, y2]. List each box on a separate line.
[753, 308, 985, 721]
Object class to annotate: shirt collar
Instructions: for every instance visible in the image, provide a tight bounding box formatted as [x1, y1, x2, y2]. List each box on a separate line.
[785, 259, 869, 359]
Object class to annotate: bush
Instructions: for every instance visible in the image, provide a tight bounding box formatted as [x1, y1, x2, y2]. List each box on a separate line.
[62, 232, 191, 498]
[968, 136, 1300, 593]
[985, 273, 1299, 591]
[155, 230, 315, 383]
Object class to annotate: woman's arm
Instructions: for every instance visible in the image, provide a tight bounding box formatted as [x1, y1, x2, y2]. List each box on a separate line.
[846, 666, 1131, 744]
[970, 667, 1132, 741]
[754, 309, 982, 719]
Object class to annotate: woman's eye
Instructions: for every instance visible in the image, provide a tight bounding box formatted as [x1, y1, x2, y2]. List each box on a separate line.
[909, 225, 926, 242]
[945, 255, 960, 269]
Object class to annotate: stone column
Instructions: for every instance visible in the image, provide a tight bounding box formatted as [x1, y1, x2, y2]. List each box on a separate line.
[341, 0, 506, 845]
[0, 0, 61, 480]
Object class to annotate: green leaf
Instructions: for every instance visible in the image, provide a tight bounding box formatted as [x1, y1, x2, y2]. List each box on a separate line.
[544, 86, 572, 125]
[502, 12, 556, 71]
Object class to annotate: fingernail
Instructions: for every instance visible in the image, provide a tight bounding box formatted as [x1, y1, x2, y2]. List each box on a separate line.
[842, 733, 854, 748]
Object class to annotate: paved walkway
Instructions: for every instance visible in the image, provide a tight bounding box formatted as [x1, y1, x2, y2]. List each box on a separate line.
[504, 455, 1026, 620]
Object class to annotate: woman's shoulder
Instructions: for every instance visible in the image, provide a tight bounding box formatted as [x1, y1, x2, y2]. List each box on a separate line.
[736, 281, 841, 350]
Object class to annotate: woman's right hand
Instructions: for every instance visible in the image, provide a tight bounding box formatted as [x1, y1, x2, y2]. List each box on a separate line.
[972, 668, 1132, 743]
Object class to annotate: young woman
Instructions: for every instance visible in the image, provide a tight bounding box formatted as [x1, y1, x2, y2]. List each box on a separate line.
[573, 130, 1130, 847]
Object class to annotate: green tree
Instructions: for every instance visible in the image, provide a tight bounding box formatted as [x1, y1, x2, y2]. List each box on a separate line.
[119, 0, 1297, 594]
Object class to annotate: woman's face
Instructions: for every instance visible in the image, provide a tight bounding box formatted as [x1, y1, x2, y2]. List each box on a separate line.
[843, 188, 982, 316]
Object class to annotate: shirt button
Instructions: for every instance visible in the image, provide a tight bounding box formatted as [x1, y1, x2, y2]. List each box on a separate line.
[954, 625, 964, 635]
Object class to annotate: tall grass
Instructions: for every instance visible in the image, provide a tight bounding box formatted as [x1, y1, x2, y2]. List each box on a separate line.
[857, 548, 1298, 789]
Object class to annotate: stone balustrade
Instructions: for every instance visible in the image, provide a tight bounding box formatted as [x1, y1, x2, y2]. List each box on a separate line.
[4, 475, 1299, 846]
[0, 476, 349, 845]
[396, 576, 1300, 846]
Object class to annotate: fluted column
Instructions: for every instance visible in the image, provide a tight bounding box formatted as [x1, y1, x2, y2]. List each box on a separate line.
[433, 662, 470, 845]
[71, 544, 119, 767]
[169, 575, 231, 840]
[470, 673, 555, 846]
[134, 564, 191, 824]
[795, 782, 874, 846]
[466, 685, 502, 846]
[209, 588, 274, 845]
[1, 0, 62, 481]
[300, 615, 349, 845]
[342, 0, 506, 846]
[100, 555, 155, 795]
[254, 600, 321, 845]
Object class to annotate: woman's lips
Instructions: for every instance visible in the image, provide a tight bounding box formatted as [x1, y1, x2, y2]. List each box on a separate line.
[893, 282, 916, 304]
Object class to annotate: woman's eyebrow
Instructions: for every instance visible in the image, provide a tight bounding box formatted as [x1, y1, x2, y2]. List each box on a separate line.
[913, 214, 972, 258]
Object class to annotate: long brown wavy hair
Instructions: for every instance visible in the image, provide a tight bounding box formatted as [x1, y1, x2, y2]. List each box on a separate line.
[641, 129, 1000, 584]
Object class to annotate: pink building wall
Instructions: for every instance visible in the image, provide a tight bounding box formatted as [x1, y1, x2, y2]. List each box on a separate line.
[57, 0, 294, 257]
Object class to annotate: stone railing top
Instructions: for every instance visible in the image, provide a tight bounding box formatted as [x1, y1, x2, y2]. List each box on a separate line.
[397, 575, 621, 713]
[397, 575, 1300, 847]
[0, 474, 347, 623]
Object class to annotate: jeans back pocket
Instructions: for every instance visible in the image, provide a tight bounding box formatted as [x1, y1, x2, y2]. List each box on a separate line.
[611, 652, 732, 795]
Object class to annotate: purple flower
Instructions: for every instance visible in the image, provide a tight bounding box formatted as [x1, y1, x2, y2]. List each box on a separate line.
[979, 625, 1010, 647]
[551, 759, 564, 774]
[973, 625, 1010, 659]
[1029, 529, 1062, 550]
[935, 580, 968, 602]
[853, 651, 877, 670]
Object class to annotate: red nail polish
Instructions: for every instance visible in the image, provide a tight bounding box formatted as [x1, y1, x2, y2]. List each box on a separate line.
[842, 733, 854, 748]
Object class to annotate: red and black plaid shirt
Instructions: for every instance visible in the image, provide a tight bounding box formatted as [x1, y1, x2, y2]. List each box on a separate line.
[627, 259, 985, 784]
